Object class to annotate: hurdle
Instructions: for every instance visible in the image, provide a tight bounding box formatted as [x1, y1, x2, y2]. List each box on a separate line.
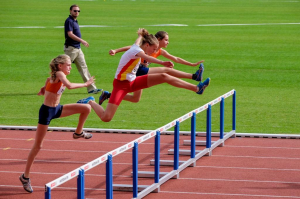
[44, 89, 236, 199]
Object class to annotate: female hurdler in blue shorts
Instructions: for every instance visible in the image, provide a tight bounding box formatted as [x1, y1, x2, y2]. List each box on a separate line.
[19, 54, 94, 193]
[99, 30, 208, 104]
[77, 28, 210, 123]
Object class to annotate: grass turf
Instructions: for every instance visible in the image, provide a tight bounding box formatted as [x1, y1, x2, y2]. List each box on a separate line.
[0, 0, 299, 134]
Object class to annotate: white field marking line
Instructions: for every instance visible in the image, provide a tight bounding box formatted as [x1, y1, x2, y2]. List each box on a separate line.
[226, 145, 300, 150]
[1, 22, 299, 29]
[195, 165, 300, 172]
[178, 177, 300, 184]
[159, 190, 300, 199]
[196, 22, 300, 27]
[213, 155, 300, 160]
[147, 24, 188, 26]
[0, 26, 45, 29]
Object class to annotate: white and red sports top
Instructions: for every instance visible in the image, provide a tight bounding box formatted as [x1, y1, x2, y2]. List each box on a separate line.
[114, 44, 143, 82]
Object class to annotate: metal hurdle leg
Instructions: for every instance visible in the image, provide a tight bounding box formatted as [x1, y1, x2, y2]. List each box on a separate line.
[206, 104, 212, 156]
[155, 131, 160, 184]
[133, 142, 138, 198]
[174, 121, 179, 172]
[106, 155, 113, 199]
[45, 186, 51, 199]
[220, 97, 225, 146]
[232, 90, 236, 133]
[191, 112, 196, 159]
[77, 169, 85, 199]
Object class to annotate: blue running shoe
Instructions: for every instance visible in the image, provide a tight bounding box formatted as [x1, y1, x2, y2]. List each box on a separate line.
[196, 78, 210, 95]
[194, 63, 204, 82]
[99, 91, 111, 105]
[77, 96, 95, 104]
[88, 88, 103, 94]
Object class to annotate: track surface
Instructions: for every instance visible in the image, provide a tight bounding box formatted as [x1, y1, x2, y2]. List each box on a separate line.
[1, 129, 300, 199]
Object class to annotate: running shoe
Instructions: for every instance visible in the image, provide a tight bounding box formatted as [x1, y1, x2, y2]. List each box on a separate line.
[88, 88, 103, 94]
[196, 77, 210, 95]
[73, 131, 93, 139]
[99, 91, 111, 105]
[194, 63, 204, 82]
[19, 174, 33, 193]
[77, 96, 95, 104]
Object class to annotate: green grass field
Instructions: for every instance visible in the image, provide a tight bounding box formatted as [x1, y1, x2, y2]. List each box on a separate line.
[0, 0, 299, 134]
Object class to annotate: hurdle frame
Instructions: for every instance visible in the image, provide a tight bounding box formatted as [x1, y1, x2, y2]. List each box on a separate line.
[42, 89, 236, 198]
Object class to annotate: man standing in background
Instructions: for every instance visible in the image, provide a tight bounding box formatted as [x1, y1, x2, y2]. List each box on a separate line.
[64, 4, 102, 94]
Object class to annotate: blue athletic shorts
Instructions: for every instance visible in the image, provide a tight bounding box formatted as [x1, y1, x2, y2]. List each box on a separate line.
[136, 64, 149, 76]
[38, 104, 63, 125]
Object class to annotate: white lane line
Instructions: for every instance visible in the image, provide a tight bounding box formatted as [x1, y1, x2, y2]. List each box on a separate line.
[213, 155, 300, 160]
[178, 177, 300, 184]
[160, 191, 300, 198]
[195, 165, 300, 172]
[226, 145, 300, 150]
[0, 147, 154, 154]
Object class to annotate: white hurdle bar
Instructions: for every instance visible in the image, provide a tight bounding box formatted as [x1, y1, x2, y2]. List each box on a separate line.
[43, 89, 236, 198]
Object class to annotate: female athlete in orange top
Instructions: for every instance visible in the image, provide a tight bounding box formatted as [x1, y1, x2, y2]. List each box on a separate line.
[100, 30, 207, 104]
[19, 54, 95, 193]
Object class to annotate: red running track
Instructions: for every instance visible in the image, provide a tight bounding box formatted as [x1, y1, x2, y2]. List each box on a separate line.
[1, 129, 300, 199]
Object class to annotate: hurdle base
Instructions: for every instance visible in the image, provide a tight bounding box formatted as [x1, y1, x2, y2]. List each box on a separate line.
[183, 140, 218, 146]
[167, 149, 202, 156]
[113, 184, 159, 193]
[150, 159, 194, 167]
[131, 171, 178, 179]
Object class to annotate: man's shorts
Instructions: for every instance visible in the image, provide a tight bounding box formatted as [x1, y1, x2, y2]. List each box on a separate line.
[136, 64, 149, 76]
[108, 75, 149, 106]
[38, 104, 63, 125]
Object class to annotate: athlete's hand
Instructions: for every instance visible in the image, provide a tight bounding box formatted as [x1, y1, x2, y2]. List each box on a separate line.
[109, 50, 116, 56]
[38, 87, 46, 95]
[85, 76, 95, 86]
[162, 61, 174, 68]
[191, 60, 205, 67]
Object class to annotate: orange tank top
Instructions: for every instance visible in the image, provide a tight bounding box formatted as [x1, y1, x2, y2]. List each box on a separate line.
[45, 80, 66, 94]
[141, 48, 162, 65]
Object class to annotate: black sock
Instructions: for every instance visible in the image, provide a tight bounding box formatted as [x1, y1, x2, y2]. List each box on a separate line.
[75, 132, 83, 135]
[192, 74, 197, 80]
[22, 174, 29, 180]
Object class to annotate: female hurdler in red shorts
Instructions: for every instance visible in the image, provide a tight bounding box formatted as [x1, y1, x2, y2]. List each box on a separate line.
[99, 30, 207, 104]
[77, 28, 210, 123]
[20, 54, 95, 193]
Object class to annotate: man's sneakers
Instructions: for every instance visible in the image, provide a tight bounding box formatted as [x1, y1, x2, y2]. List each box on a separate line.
[194, 63, 204, 82]
[197, 78, 210, 95]
[73, 131, 93, 139]
[88, 88, 103, 94]
[19, 174, 33, 193]
[77, 96, 95, 104]
[99, 91, 111, 105]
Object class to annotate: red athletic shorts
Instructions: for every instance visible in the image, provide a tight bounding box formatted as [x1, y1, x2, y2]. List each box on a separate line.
[108, 75, 149, 105]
